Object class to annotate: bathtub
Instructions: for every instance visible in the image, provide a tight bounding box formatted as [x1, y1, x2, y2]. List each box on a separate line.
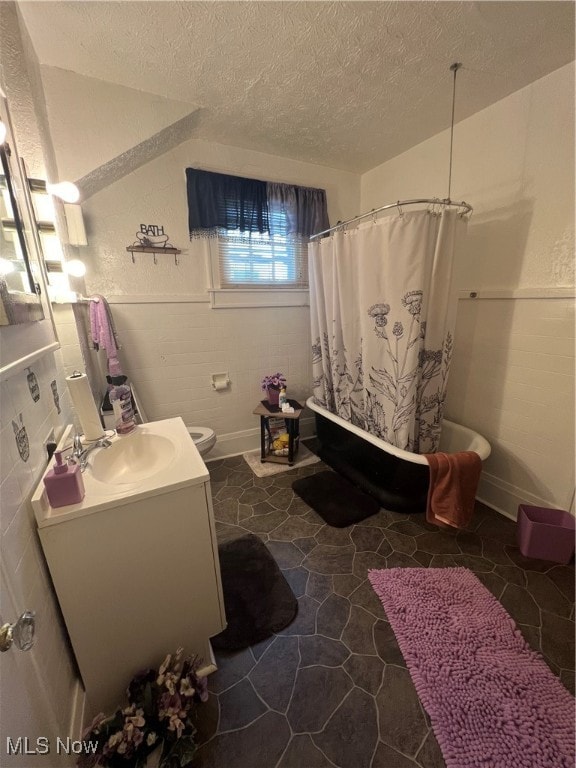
[306, 397, 491, 514]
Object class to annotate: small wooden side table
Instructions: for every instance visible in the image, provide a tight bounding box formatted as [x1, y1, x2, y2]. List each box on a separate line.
[253, 399, 304, 466]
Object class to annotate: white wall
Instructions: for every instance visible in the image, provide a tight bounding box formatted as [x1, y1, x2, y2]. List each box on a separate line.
[40, 67, 361, 455]
[0, 352, 80, 767]
[0, 5, 82, 760]
[69, 135, 359, 298]
[361, 63, 575, 518]
[40, 66, 196, 183]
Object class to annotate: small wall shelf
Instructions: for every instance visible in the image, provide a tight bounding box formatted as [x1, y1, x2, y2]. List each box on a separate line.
[126, 245, 181, 265]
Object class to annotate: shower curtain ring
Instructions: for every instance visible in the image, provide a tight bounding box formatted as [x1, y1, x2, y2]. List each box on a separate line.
[396, 201, 404, 218]
[371, 209, 377, 224]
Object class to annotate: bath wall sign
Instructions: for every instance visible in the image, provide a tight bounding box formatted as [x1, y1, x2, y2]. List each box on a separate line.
[137, 224, 169, 246]
[126, 223, 181, 264]
[13, 413, 30, 462]
[27, 368, 40, 402]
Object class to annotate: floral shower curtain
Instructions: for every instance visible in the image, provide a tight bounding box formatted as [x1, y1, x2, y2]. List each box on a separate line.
[309, 209, 466, 454]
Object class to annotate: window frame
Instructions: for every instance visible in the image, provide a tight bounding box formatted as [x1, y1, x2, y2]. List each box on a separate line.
[204, 203, 309, 308]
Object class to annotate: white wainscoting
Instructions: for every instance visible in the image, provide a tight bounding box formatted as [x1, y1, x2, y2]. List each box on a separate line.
[447, 293, 575, 519]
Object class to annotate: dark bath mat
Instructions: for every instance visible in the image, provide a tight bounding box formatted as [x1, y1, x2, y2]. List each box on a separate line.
[292, 470, 380, 527]
[212, 533, 298, 651]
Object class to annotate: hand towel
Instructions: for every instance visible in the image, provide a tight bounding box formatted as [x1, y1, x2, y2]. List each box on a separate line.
[89, 295, 123, 377]
[424, 451, 482, 529]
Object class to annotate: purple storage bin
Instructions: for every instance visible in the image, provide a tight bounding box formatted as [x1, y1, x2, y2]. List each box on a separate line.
[517, 505, 575, 564]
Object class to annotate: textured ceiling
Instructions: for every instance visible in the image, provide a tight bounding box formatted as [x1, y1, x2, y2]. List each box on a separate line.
[17, 1, 575, 173]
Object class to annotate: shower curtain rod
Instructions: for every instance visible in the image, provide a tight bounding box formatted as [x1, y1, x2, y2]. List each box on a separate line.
[309, 197, 473, 240]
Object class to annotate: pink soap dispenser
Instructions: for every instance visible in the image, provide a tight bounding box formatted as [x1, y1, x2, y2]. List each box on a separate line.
[43, 450, 85, 508]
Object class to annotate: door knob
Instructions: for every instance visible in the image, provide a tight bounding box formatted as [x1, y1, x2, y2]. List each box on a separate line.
[0, 611, 36, 652]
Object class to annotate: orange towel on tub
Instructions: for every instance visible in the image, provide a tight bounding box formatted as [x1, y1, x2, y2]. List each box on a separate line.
[424, 451, 482, 529]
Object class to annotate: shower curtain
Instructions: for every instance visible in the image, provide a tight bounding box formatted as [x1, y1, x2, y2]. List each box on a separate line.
[309, 209, 466, 454]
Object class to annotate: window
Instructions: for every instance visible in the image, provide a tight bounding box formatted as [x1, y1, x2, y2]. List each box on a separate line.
[186, 168, 328, 303]
[217, 205, 308, 288]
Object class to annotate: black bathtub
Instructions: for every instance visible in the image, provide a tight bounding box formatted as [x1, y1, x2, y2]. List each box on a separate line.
[306, 396, 491, 514]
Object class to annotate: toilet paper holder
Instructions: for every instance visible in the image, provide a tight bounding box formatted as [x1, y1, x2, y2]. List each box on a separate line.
[212, 372, 231, 391]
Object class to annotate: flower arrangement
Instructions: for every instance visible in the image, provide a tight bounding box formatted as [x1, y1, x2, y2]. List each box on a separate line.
[77, 649, 208, 768]
[261, 372, 287, 392]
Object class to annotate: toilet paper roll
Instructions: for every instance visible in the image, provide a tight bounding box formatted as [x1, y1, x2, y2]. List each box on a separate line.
[66, 372, 105, 441]
[212, 373, 230, 391]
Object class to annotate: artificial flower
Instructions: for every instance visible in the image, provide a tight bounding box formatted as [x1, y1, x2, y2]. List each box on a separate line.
[77, 650, 207, 768]
[261, 372, 287, 391]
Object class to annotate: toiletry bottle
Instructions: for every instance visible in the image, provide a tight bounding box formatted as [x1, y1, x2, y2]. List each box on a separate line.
[43, 450, 85, 508]
[109, 376, 136, 435]
[279, 387, 288, 408]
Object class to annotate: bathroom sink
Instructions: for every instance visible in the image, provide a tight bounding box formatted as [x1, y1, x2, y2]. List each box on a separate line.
[31, 418, 210, 527]
[89, 431, 176, 485]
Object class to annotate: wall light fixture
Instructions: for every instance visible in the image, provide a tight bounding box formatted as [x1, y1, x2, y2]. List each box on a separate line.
[64, 259, 86, 278]
[28, 178, 80, 203]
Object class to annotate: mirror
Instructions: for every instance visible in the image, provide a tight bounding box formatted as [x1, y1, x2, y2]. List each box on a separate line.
[0, 92, 45, 325]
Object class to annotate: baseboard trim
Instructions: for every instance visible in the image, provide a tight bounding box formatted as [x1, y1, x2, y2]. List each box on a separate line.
[197, 642, 218, 678]
[476, 492, 516, 522]
[207, 416, 315, 461]
[477, 472, 565, 522]
[69, 678, 87, 737]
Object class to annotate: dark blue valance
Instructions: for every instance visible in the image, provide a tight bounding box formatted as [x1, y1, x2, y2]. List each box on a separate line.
[186, 168, 269, 237]
[186, 168, 329, 239]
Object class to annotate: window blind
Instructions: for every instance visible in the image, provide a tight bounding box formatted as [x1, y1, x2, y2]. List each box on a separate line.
[217, 203, 308, 288]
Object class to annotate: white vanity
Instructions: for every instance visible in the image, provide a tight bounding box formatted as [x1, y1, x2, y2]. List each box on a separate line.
[31, 417, 226, 716]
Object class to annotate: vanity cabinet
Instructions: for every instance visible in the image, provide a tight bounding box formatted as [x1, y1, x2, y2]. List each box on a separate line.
[32, 420, 226, 717]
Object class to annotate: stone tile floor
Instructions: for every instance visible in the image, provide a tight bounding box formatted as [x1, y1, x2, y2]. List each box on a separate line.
[190, 451, 575, 768]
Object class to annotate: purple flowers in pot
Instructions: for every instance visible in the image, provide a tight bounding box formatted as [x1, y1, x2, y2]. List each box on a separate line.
[261, 372, 287, 392]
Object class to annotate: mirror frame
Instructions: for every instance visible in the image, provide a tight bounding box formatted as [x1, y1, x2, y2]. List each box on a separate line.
[0, 91, 45, 325]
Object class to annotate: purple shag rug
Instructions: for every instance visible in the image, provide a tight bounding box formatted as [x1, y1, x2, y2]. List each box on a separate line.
[368, 567, 575, 768]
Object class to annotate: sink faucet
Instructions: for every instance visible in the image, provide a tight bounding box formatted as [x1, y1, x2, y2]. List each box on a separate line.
[72, 432, 112, 471]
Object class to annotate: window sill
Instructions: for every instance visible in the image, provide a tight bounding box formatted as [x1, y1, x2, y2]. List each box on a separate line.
[208, 287, 309, 309]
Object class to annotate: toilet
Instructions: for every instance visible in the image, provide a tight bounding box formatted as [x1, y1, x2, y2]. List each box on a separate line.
[101, 386, 216, 457]
[188, 426, 217, 457]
